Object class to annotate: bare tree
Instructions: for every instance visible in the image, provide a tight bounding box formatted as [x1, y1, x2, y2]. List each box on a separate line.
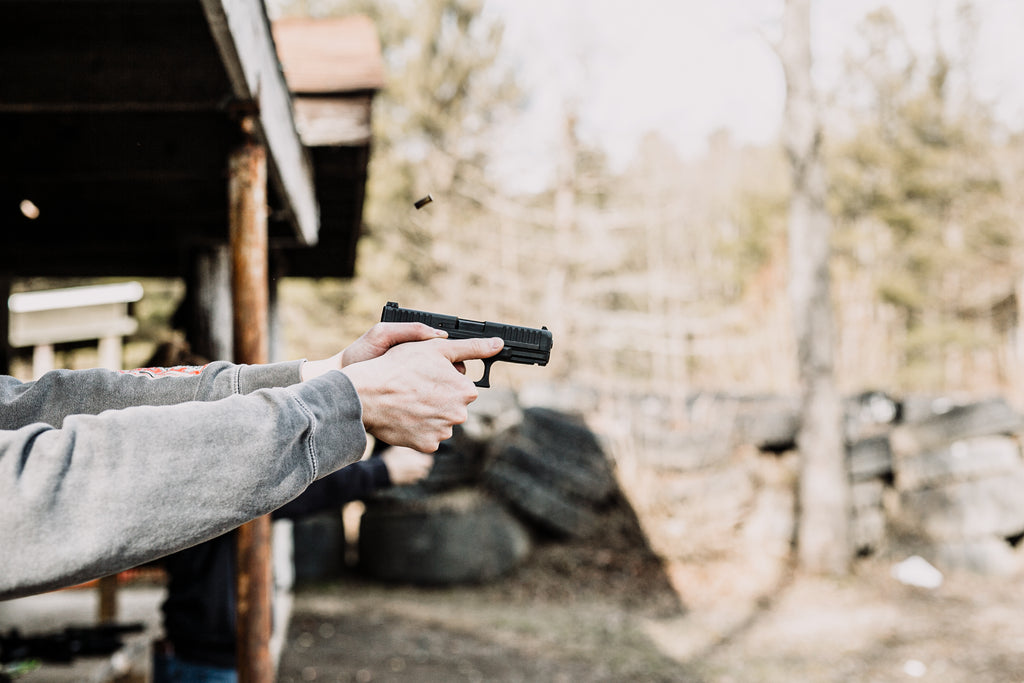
[780, 0, 851, 574]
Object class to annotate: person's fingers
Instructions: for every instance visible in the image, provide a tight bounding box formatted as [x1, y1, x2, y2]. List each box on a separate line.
[439, 337, 504, 363]
[343, 323, 445, 366]
[343, 336, 487, 452]
[409, 425, 454, 453]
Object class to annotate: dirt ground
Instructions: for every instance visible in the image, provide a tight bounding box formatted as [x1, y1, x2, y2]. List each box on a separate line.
[276, 494, 1024, 683]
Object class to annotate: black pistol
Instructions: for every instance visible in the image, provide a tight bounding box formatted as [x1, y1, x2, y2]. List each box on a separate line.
[381, 301, 552, 388]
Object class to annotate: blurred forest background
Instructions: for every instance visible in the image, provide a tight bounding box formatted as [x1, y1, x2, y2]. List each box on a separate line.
[7, 2, 1024, 675]
[14, 0, 1023, 414]
[268, 0, 1024, 418]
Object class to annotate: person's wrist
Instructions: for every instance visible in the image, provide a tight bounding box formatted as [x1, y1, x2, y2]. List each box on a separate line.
[341, 363, 381, 433]
[300, 354, 343, 382]
[299, 359, 319, 382]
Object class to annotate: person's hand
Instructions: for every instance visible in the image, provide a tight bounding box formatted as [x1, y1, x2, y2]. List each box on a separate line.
[380, 446, 434, 486]
[300, 323, 444, 382]
[342, 336, 503, 453]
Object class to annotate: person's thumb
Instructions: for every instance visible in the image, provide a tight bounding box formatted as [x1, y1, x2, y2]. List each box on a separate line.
[440, 337, 504, 363]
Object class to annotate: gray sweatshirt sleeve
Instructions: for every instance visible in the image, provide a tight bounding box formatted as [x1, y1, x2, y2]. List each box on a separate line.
[0, 360, 305, 429]
[0, 368, 366, 600]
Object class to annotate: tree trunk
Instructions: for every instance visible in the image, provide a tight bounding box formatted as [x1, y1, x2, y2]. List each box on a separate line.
[781, 0, 851, 574]
[544, 111, 578, 380]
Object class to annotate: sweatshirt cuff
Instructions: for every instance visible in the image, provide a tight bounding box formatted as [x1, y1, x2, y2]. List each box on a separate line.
[235, 360, 304, 394]
[289, 370, 368, 479]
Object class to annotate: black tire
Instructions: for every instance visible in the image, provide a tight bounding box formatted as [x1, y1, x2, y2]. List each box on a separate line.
[292, 511, 346, 584]
[847, 434, 892, 482]
[852, 506, 886, 554]
[488, 407, 616, 503]
[482, 459, 599, 538]
[736, 398, 800, 452]
[357, 488, 531, 585]
[517, 408, 615, 475]
[374, 428, 483, 493]
[844, 390, 901, 442]
[891, 398, 1024, 456]
[487, 437, 615, 504]
[894, 435, 1023, 492]
[420, 432, 484, 491]
[897, 469, 1024, 540]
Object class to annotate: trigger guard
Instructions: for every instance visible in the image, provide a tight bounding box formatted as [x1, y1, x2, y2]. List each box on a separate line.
[474, 359, 494, 388]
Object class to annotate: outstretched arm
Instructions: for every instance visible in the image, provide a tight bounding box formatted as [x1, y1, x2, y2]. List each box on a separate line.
[0, 371, 365, 600]
[0, 361, 303, 430]
[0, 322, 501, 598]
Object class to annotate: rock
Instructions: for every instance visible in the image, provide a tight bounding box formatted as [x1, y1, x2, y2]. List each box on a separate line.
[928, 537, 1021, 576]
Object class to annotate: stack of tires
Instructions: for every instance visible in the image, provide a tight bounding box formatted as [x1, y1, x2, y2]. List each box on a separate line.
[889, 398, 1024, 575]
[357, 406, 617, 585]
[358, 487, 532, 585]
[846, 433, 892, 555]
[481, 407, 617, 538]
[843, 390, 902, 554]
[731, 390, 905, 555]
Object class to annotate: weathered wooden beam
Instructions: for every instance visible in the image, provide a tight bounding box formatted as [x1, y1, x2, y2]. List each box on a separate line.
[0, 276, 10, 375]
[229, 117, 274, 683]
[201, 0, 319, 245]
[292, 95, 374, 146]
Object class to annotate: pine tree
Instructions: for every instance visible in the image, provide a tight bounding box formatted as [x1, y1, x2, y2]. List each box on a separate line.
[829, 7, 1018, 392]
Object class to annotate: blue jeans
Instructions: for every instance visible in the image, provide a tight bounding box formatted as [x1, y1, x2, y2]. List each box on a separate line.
[152, 651, 237, 683]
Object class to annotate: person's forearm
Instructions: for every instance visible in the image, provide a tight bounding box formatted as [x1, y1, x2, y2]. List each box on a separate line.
[0, 370, 364, 600]
[0, 360, 304, 430]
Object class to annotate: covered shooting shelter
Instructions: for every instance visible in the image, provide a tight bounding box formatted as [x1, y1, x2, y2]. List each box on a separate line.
[0, 2, 384, 680]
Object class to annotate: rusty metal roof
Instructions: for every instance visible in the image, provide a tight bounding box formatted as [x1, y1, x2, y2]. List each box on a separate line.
[273, 15, 386, 95]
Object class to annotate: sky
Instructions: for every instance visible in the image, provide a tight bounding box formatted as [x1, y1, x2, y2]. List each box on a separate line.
[484, 0, 1024, 191]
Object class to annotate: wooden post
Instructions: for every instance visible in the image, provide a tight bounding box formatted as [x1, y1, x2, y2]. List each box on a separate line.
[31, 344, 55, 380]
[98, 321, 125, 624]
[230, 116, 274, 683]
[184, 246, 234, 362]
[0, 276, 10, 375]
[97, 575, 118, 623]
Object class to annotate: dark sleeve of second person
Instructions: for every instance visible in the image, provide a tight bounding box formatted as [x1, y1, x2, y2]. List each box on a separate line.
[273, 457, 391, 520]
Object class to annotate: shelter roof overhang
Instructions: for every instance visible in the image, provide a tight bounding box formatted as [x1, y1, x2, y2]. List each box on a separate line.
[0, 1, 383, 279]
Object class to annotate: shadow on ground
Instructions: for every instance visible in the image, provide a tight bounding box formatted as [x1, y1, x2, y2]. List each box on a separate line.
[277, 493, 700, 682]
